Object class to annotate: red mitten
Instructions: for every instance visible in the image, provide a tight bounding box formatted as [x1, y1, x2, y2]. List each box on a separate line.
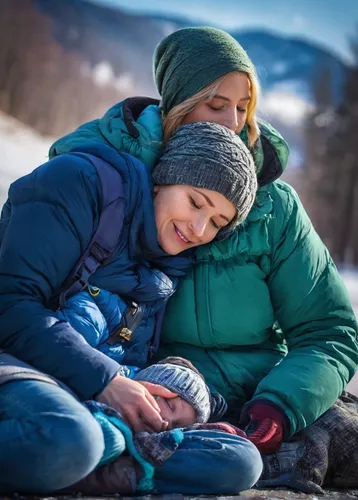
[244, 402, 286, 454]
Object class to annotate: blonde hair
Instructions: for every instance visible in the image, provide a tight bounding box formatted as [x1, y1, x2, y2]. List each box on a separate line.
[162, 71, 260, 147]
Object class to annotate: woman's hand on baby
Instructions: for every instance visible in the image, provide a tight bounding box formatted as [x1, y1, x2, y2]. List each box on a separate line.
[96, 374, 173, 433]
[137, 380, 178, 399]
[137, 381, 178, 432]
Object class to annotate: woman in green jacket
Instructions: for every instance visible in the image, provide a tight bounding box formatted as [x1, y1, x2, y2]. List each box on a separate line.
[51, 26, 358, 454]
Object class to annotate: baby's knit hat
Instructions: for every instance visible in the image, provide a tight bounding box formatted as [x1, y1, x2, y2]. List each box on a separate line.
[135, 358, 212, 423]
[152, 121, 257, 236]
[154, 26, 255, 115]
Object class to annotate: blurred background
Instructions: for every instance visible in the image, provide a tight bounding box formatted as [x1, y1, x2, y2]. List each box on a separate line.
[2, 0, 358, 260]
[1, 1, 358, 389]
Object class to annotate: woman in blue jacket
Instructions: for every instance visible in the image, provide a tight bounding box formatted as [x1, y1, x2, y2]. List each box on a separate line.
[0, 122, 262, 494]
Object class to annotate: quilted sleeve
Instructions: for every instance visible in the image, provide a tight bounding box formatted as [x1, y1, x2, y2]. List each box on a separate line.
[248, 183, 358, 436]
[0, 154, 120, 399]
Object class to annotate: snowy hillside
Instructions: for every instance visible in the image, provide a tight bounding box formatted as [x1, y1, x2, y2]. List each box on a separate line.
[33, 1, 348, 108]
[1, 110, 358, 394]
[0, 111, 53, 204]
[2, 1, 347, 169]
[235, 31, 347, 102]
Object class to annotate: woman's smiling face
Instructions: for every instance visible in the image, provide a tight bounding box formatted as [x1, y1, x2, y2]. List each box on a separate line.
[153, 184, 236, 255]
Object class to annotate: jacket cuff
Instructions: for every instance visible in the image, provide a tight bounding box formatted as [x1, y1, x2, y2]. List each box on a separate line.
[242, 396, 294, 439]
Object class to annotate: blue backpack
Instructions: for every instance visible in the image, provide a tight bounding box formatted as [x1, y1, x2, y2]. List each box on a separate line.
[50, 153, 163, 355]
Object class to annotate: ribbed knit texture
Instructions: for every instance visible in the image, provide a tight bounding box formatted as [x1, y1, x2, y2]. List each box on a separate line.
[135, 361, 211, 423]
[152, 122, 257, 236]
[154, 26, 255, 115]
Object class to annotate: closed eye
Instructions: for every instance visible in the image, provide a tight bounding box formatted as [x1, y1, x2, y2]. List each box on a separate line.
[189, 196, 201, 209]
[208, 104, 224, 111]
[165, 398, 173, 411]
[191, 194, 223, 230]
[211, 219, 220, 230]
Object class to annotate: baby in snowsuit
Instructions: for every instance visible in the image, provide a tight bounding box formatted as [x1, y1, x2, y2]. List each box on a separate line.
[65, 356, 229, 495]
[58, 283, 227, 429]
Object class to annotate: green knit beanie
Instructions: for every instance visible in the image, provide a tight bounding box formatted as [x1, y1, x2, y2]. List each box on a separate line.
[154, 26, 255, 115]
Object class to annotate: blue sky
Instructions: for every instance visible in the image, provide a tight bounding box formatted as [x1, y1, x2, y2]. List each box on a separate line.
[88, 0, 358, 63]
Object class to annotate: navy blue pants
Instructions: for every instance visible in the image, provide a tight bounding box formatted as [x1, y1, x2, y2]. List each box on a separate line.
[0, 379, 262, 494]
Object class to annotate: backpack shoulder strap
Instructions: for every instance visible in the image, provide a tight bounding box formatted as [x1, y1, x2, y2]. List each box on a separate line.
[52, 152, 125, 309]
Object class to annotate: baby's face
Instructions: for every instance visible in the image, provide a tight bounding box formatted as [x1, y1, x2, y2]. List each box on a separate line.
[156, 395, 197, 430]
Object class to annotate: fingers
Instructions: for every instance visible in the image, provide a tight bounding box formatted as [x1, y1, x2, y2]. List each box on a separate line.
[143, 387, 161, 412]
[96, 377, 169, 433]
[123, 408, 163, 434]
[124, 411, 144, 434]
[141, 381, 178, 399]
[161, 419, 169, 431]
[122, 405, 161, 434]
[140, 418, 169, 433]
[139, 398, 165, 432]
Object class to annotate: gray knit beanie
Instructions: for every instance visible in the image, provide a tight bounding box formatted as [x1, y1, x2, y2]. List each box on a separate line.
[134, 361, 211, 423]
[152, 121, 257, 236]
[154, 26, 255, 115]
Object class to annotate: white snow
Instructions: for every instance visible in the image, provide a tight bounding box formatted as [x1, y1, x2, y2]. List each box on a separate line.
[0, 111, 53, 204]
[83, 61, 135, 93]
[314, 108, 335, 128]
[340, 269, 358, 395]
[341, 269, 358, 317]
[1, 110, 358, 394]
[347, 374, 358, 396]
[259, 85, 314, 126]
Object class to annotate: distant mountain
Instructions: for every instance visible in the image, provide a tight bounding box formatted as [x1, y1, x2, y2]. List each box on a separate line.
[235, 30, 347, 102]
[34, 0, 170, 94]
[35, 0, 348, 100]
[229, 31, 348, 165]
[0, 0, 345, 166]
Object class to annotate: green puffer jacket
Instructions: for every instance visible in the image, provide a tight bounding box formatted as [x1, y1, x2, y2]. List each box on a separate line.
[50, 98, 358, 437]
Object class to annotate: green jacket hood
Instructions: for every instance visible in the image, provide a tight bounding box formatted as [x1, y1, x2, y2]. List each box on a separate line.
[49, 98, 163, 171]
[50, 96, 289, 183]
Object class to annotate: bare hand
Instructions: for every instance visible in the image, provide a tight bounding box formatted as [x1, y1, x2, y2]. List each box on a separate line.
[96, 375, 167, 433]
[137, 380, 178, 399]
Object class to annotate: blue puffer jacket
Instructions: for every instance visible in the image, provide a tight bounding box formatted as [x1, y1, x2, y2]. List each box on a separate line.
[0, 143, 193, 400]
[57, 285, 164, 370]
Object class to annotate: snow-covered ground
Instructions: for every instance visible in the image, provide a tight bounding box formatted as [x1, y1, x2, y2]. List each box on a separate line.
[0, 111, 53, 205]
[1, 110, 358, 394]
